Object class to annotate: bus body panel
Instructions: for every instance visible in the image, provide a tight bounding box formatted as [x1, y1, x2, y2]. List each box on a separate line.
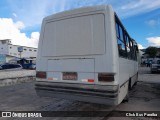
[35, 5, 138, 105]
[42, 14, 105, 57]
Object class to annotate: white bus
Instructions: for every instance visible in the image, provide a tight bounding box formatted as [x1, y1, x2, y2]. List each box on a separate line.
[35, 5, 139, 105]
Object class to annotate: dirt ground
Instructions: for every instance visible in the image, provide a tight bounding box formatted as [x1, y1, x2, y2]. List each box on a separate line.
[0, 67, 160, 120]
[107, 67, 160, 120]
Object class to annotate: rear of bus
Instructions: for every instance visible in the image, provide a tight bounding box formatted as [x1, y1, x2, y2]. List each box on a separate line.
[35, 5, 120, 105]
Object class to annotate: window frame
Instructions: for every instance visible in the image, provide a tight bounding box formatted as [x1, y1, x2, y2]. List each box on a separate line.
[115, 14, 138, 61]
[115, 15, 127, 58]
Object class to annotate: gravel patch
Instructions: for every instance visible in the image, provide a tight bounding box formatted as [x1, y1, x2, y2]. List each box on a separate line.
[0, 70, 36, 79]
[0, 70, 36, 87]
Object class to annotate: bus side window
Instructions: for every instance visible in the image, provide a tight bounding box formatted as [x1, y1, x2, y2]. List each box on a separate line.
[133, 45, 138, 61]
[118, 39, 127, 57]
[125, 34, 131, 59]
[116, 22, 127, 58]
[119, 26, 124, 41]
[116, 23, 119, 38]
[129, 39, 134, 60]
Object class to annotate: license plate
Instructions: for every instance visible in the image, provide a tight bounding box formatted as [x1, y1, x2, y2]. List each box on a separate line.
[63, 72, 77, 80]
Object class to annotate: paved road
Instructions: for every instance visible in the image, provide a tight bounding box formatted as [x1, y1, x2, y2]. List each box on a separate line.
[107, 67, 160, 120]
[0, 67, 160, 120]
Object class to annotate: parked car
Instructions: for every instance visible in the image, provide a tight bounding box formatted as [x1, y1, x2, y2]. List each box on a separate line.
[150, 60, 160, 73]
[0, 63, 22, 70]
[9, 58, 36, 69]
[18, 58, 36, 69]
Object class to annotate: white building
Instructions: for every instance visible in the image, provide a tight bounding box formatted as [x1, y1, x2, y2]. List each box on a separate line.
[0, 39, 37, 63]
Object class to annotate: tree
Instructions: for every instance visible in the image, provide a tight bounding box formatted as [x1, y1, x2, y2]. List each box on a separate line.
[145, 46, 158, 58]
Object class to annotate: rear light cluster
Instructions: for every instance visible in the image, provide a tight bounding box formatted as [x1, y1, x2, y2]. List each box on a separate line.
[88, 79, 94, 82]
[36, 71, 46, 79]
[81, 79, 95, 83]
[36, 71, 114, 82]
[98, 73, 114, 82]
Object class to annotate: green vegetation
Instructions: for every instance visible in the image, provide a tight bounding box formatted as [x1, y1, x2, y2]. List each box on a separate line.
[145, 46, 158, 58]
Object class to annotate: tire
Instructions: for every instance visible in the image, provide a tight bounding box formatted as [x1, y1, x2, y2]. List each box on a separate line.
[134, 81, 137, 86]
[151, 71, 155, 74]
[122, 83, 129, 103]
[134, 73, 138, 86]
[128, 79, 132, 91]
[123, 92, 129, 103]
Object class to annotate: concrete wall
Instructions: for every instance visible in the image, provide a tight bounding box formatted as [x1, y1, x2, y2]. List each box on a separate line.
[0, 40, 9, 55]
[6, 55, 15, 63]
[0, 54, 6, 64]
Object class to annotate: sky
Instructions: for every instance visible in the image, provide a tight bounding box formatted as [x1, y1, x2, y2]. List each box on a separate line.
[0, 0, 160, 49]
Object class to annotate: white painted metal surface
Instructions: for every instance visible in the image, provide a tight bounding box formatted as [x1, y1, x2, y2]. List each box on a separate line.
[36, 5, 138, 105]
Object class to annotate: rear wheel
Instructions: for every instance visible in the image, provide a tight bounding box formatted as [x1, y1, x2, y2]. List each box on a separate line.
[122, 81, 130, 103]
[151, 71, 155, 74]
[134, 73, 138, 86]
[128, 79, 132, 91]
[123, 92, 129, 103]
[137, 72, 138, 80]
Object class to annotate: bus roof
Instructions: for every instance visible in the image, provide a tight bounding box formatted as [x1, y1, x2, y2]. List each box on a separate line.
[44, 5, 113, 21]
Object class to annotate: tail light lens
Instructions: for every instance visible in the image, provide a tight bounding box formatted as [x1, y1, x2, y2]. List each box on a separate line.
[81, 79, 95, 83]
[36, 71, 46, 79]
[88, 79, 94, 82]
[98, 73, 114, 82]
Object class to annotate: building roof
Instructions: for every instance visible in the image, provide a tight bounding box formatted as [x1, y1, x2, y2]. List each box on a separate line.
[0, 39, 37, 49]
[8, 44, 37, 49]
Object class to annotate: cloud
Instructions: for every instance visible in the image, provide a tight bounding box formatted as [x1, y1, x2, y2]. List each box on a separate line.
[6, 0, 160, 28]
[12, 13, 17, 17]
[14, 21, 25, 29]
[8, 0, 59, 27]
[30, 32, 40, 47]
[146, 36, 160, 46]
[147, 33, 153, 36]
[138, 44, 145, 49]
[0, 18, 39, 48]
[119, 0, 160, 18]
[58, 0, 160, 19]
[3, 0, 160, 48]
[145, 19, 159, 27]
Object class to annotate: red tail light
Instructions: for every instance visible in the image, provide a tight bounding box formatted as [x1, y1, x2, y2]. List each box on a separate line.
[88, 79, 94, 82]
[36, 71, 46, 79]
[98, 73, 114, 82]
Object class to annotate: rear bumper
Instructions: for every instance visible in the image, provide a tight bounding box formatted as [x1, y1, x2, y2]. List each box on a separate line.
[35, 81, 119, 105]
